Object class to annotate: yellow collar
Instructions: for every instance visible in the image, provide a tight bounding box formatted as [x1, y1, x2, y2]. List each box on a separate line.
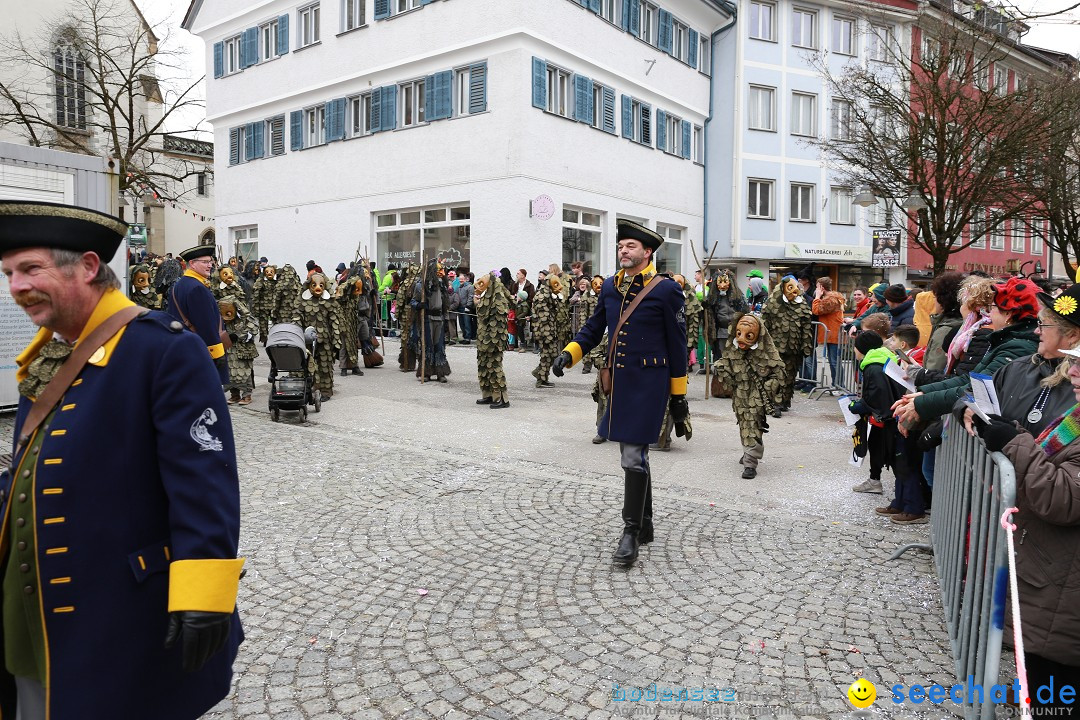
[184, 268, 211, 288]
[15, 288, 136, 383]
[615, 262, 657, 286]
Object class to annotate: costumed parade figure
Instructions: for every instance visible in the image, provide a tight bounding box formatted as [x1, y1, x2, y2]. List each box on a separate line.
[165, 245, 229, 383]
[298, 272, 344, 400]
[474, 271, 511, 409]
[129, 263, 161, 310]
[705, 270, 746, 362]
[252, 264, 278, 343]
[357, 265, 382, 367]
[550, 220, 688, 568]
[553, 275, 571, 351]
[677, 274, 703, 371]
[272, 264, 304, 326]
[153, 255, 183, 299]
[336, 269, 364, 377]
[410, 259, 451, 382]
[579, 275, 602, 373]
[745, 269, 769, 314]
[712, 314, 785, 478]
[761, 274, 813, 416]
[531, 276, 562, 388]
[219, 295, 259, 405]
[213, 265, 245, 302]
[396, 263, 421, 372]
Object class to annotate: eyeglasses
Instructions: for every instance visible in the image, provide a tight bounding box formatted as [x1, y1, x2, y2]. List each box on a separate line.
[1037, 323, 1059, 330]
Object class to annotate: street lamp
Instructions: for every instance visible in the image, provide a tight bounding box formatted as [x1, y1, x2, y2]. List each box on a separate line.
[852, 188, 879, 207]
[900, 187, 928, 211]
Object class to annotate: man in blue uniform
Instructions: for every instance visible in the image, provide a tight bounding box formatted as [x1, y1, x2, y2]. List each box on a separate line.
[552, 220, 688, 567]
[166, 244, 229, 383]
[0, 201, 244, 719]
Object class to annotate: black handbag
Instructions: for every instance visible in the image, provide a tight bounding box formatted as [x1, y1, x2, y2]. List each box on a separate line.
[916, 419, 945, 452]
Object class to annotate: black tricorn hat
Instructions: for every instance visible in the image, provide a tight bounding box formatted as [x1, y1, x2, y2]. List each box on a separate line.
[616, 219, 664, 250]
[179, 244, 216, 262]
[1038, 283, 1080, 329]
[0, 200, 127, 262]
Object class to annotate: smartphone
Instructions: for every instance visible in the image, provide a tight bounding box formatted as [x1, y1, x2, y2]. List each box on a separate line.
[893, 346, 913, 364]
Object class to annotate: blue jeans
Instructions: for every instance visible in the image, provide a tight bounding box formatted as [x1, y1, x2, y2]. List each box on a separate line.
[824, 343, 839, 385]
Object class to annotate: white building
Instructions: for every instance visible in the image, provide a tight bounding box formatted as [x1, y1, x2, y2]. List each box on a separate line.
[183, 0, 734, 279]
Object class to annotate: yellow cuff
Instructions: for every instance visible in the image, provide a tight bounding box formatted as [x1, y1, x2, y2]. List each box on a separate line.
[208, 343, 225, 359]
[168, 558, 245, 613]
[670, 376, 688, 395]
[565, 342, 583, 367]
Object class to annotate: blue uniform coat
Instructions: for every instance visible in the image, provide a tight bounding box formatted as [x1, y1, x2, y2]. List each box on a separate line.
[1, 290, 243, 720]
[565, 265, 687, 444]
[166, 270, 228, 383]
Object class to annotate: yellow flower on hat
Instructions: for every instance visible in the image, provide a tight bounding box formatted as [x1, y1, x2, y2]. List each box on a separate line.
[1055, 295, 1078, 316]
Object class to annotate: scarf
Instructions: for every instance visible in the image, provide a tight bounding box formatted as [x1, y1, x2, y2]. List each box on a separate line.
[946, 311, 990, 373]
[1036, 401, 1080, 457]
[18, 339, 73, 400]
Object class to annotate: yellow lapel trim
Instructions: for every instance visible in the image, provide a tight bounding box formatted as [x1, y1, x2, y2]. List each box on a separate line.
[76, 288, 136, 368]
[184, 268, 211, 288]
[614, 262, 658, 287]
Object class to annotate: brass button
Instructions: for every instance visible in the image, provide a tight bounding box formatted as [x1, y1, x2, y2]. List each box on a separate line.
[17, 542, 26, 551]
[18, 494, 26, 503]
[21, 470, 30, 479]
[19, 564, 29, 573]
[617, 363, 625, 368]
[23, 586, 33, 595]
[617, 353, 625, 357]
[31, 448, 39, 455]
[16, 518, 25, 527]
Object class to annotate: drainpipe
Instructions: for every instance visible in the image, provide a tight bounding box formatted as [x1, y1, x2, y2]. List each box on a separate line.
[703, 1, 737, 266]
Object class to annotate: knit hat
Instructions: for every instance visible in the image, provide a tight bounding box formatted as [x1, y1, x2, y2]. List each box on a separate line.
[854, 330, 884, 355]
[747, 268, 764, 279]
[994, 276, 1039, 320]
[884, 284, 908, 303]
[336, 262, 347, 272]
[870, 283, 887, 302]
[1039, 283, 1080, 329]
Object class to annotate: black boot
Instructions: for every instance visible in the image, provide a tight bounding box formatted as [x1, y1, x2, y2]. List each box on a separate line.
[613, 469, 649, 566]
[340, 367, 349, 377]
[639, 474, 654, 545]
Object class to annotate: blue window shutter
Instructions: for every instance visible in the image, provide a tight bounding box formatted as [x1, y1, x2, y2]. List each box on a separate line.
[369, 90, 382, 132]
[587, 0, 600, 11]
[277, 15, 290, 55]
[243, 27, 258, 67]
[572, 74, 592, 123]
[290, 110, 303, 150]
[255, 121, 266, 158]
[531, 57, 547, 110]
[688, 29, 699, 68]
[375, 0, 390, 20]
[326, 98, 346, 141]
[621, 94, 632, 138]
[213, 42, 224, 78]
[628, 0, 640, 35]
[656, 109, 666, 150]
[602, 86, 616, 134]
[681, 120, 691, 159]
[381, 86, 396, 131]
[229, 127, 240, 164]
[244, 123, 255, 160]
[425, 74, 438, 119]
[468, 63, 487, 114]
[658, 11, 673, 54]
[641, 103, 651, 145]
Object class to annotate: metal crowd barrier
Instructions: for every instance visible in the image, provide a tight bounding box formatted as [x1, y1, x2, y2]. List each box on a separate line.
[891, 424, 1017, 720]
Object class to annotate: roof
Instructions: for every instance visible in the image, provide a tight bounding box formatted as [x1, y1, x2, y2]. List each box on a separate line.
[129, 0, 160, 44]
[928, 0, 1077, 70]
[181, 0, 201, 31]
[163, 134, 214, 159]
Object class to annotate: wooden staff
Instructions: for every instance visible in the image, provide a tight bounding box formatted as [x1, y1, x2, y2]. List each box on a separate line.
[689, 240, 720, 399]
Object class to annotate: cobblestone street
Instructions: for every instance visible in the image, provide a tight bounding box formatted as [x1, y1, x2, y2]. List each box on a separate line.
[2, 340, 956, 719]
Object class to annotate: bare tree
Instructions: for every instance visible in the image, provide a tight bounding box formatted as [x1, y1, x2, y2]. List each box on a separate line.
[0, 0, 208, 217]
[809, 7, 1076, 273]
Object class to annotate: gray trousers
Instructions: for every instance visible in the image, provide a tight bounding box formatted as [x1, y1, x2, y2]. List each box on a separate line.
[16, 677, 45, 720]
[619, 442, 651, 473]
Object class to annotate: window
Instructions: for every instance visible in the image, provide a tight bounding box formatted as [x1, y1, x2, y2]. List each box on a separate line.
[969, 208, 986, 248]
[640, 1, 658, 45]
[830, 186, 854, 224]
[267, 115, 285, 155]
[600, 0, 619, 25]
[692, 124, 704, 164]
[868, 198, 891, 227]
[661, 112, 682, 155]
[259, 18, 279, 62]
[546, 64, 571, 118]
[299, 4, 320, 47]
[831, 16, 855, 56]
[699, 33, 711, 75]
[591, 83, 604, 130]
[790, 183, 814, 222]
[623, 96, 652, 145]
[672, 19, 688, 63]
[921, 36, 939, 67]
[1032, 221, 1044, 255]
[376, 203, 471, 270]
[53, 44, 87, 130]
[749, 1, 775, 41]
[792, 8, 817, 49]
[348, 93, 372, 136]
[790, 92, 816, 136]
[395, 0, 421, 13]
[868, 24, 892, 62]
[450, 63, 487, 117]
[343, 0, 365, 30]
[748, 85, 775, 131]
[196, 172, 208, 197]
[994, 66, 1008, 95]
[563, 206, 603, 276]
[223, 35, 242, 75]
[748, 179, 774, 219]
[229, 125, 248, 165]
[989, 210, 1004, 250]
[869, 105, 894, 138]
[654, 224, 683, 275]
[304, 105, 325, 146]
[400, 79, 426, 127]
[1010, 221, 1025, 252]
[232, 225, 259, 265]
[830, 99, 854, 141]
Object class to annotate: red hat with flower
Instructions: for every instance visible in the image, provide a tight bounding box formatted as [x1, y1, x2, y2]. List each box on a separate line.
[993, 277, 1039, 320]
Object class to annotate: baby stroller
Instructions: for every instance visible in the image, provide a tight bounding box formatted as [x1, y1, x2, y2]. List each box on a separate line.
[266, 323, 320, 421]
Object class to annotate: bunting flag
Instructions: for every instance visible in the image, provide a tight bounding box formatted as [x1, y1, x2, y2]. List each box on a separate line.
[124, 175, 214, 223]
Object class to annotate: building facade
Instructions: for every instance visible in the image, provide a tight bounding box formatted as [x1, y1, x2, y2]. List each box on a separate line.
[184, 0, 733, 278]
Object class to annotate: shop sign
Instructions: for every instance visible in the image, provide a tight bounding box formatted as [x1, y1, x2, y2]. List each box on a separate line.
[785, 242, 871, 263]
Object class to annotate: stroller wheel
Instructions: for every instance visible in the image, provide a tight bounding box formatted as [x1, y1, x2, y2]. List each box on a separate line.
[271, 407, 280, 422]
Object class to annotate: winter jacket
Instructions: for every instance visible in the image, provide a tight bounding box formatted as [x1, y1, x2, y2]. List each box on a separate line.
[812, 291, 846, 344]
[913, 317, 1039, 421]
[510, 280, 535, 303]
[850, 346, 902, 424]
[1000, 422, 1080, 665]
[850, 300, 889, 331]
[951, 355, 1075, 438]
[913, 291, 936, 347]
[887, 298, 915, 332]
[922, 312, 963, 373]
[913, 327, 993, 386]
[707, 289, 746, 340]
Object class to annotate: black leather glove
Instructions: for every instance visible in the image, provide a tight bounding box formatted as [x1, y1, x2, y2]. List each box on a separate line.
[552, 351, 572, 377]
[974, 414, 1021, 453]
[228, 333, 239, 343]
[164, 611, 231, 672]
[670, 395, 690, 438]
